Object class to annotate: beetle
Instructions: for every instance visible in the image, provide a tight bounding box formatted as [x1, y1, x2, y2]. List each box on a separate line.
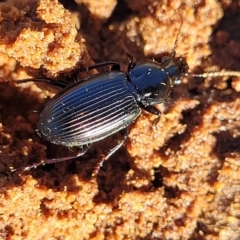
[16, 53, 189, 174]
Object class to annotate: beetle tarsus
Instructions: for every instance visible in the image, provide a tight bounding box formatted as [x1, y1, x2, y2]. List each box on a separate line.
[92, 128, 129, 176]
[14, 146, 90, 172]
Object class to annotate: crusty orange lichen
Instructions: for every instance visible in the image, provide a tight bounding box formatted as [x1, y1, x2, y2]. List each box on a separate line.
[0, 0, 90, 76]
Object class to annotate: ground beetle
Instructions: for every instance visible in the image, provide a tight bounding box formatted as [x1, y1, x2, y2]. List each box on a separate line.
[16, 52, 189, 174]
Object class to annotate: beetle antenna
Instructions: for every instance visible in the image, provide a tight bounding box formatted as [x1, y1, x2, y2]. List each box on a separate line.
[172, 15, 183, 58]
[190, 71, 240, 78]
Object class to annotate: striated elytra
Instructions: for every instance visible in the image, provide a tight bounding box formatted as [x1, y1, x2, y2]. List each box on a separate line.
[17, 55, 188, 174]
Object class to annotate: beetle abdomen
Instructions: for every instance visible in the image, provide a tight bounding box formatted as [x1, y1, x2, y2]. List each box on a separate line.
[37, 71, 140, 146]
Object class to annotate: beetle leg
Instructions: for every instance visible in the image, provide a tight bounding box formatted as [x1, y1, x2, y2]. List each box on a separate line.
[17, 78, 70, 88]
[75, 61, 121, 73]
[141, 105, 161, 127]
[92, 128, 129, 176]
[126, 52, 136, 71]
[70, 62, 121, 83]
[89, 61, 121, 71]
[119, 42, 136, 71]
[12, 145, 90, 172]
[17, 62, 121, 88]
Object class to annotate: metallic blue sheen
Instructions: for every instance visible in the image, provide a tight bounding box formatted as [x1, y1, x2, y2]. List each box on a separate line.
[38, 71, 140, 146]
[37, 57, 188, 147]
